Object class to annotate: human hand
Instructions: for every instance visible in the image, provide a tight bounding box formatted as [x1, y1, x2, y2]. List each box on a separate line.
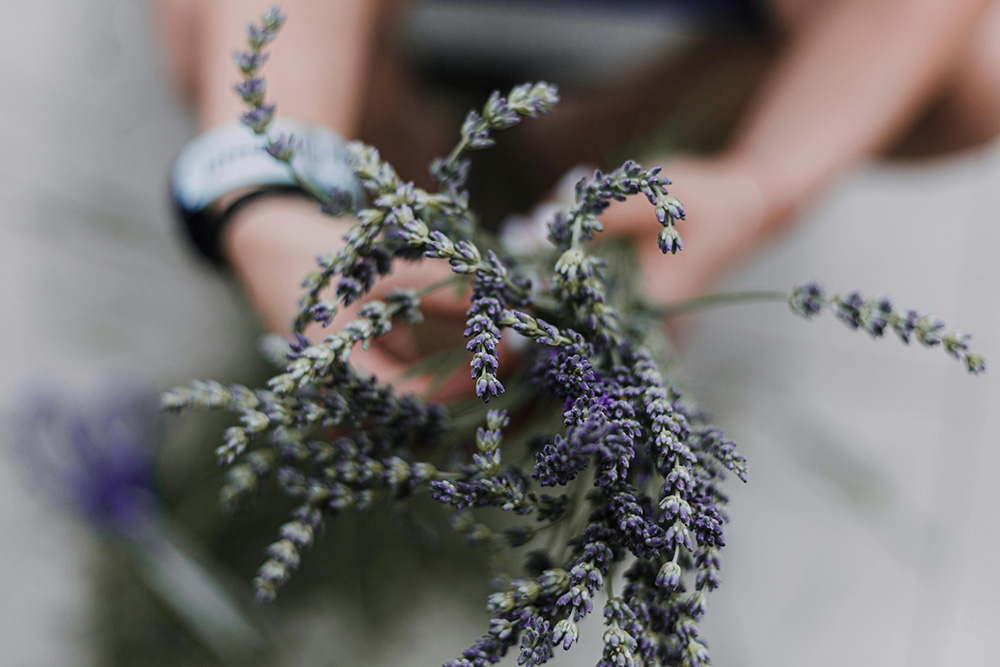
[222, 196, 478, 401]
[583, 157, 768, 342]
[593, 157, 768, 339]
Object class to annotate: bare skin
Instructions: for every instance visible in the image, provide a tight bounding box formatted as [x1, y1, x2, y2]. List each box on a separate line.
[152, 0, 471, 396]
[603, 0, 996, 306]
[153, 0, 1000, 392]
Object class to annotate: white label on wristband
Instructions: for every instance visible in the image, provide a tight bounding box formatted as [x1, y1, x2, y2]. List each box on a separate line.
[171, 120, 362, 211]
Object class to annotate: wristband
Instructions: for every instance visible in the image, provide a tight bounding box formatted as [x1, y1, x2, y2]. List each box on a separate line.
[170, 120, 363, 265]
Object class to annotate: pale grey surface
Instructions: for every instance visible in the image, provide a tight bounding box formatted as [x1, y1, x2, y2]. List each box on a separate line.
[1, 1, 997, 666]
[683, 151, 1000, 667]
[1, 2, 260, 665]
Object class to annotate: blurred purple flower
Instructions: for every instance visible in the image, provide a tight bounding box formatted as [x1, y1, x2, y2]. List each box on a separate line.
[5, 384, 161, 537]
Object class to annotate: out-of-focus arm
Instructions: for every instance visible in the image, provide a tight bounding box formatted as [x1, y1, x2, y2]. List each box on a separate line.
[152, 1, 472, 396]
[152, 1, 385, 335]
[156, 0, 383, 134]
[725, 0, 992, 227]
[607, 0, 992, 308]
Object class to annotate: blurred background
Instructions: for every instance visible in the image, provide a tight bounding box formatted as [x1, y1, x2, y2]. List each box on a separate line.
[1, 1, 998, 665]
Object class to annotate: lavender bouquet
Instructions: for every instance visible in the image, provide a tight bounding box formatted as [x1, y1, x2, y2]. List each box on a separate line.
[164, 8, 984, 667]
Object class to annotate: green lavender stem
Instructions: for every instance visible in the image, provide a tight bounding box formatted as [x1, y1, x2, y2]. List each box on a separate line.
[645, 289, 789, 317]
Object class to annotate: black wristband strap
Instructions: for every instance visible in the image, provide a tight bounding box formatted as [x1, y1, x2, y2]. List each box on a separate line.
[169, 121, 362, 266]
[172, 185, 312, 266]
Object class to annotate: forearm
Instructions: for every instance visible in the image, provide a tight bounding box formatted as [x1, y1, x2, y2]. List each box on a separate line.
[724, 0, 990, 227]
[221, 197, 350, 335]
[161, 0, 385, 134]
[154, 1, 390, 334]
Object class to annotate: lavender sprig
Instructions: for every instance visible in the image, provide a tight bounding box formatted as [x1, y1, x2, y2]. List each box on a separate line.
[234, 7, 285, 135]
[790, 281, 986, 373]
[289, 80, 555, 334]
[232, 6, 338, 205]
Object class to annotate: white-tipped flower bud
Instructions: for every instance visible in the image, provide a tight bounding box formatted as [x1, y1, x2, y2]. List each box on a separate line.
[656, 560, 682, 590]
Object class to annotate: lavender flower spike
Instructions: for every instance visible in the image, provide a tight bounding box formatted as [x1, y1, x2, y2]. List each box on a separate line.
[790, 281, 986, 374]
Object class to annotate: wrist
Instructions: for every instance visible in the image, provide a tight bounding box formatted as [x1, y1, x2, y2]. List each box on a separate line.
[221, 194, 327, 266]
[170, 120, 362, 265]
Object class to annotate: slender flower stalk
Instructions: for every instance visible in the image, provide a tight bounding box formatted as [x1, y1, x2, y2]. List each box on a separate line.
[789, 281, 985, 374]
[647, 289, 788, 316]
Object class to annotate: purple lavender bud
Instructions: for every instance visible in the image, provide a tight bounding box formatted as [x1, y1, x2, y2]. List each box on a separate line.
[507, 82, 560, 117]
[965, 352, 986, 374]
[335, 275, 364, 306]
[461, 110, 495, 149]
[484, 90, 520, 129]
[789, 282, 826, 318]
[660, 195, 685, 221]
[834, 292, 864, 329]
[486, 408, 509, 430]
[319, 187, 355, 217]
[475, 374, 504, 401]
[657, 226, 683, 255]
[309, 300, 335, 327]
[260, 6, 287, 32]
[234, 50, 269, 75]
[429, 157, 471, 190]
[551, 619, 579, 650]
[860, 297, 892, 337]
[265, 132, 298, 162]
[247, 23, 277, 51]
[655, 560, 682, 590]
[893, 309, 919, 343]
[943, 331, 971, 358]
[234, 77, 266, 106]
[556, 584, 594, 621]
[518, 616, 553, 666]
[685, 638, 711, 666]
[641, 184, 657, 204]
[240, 103, 275, 134]
[603, 597, 636, 623]
[916, 315, 945, 346]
